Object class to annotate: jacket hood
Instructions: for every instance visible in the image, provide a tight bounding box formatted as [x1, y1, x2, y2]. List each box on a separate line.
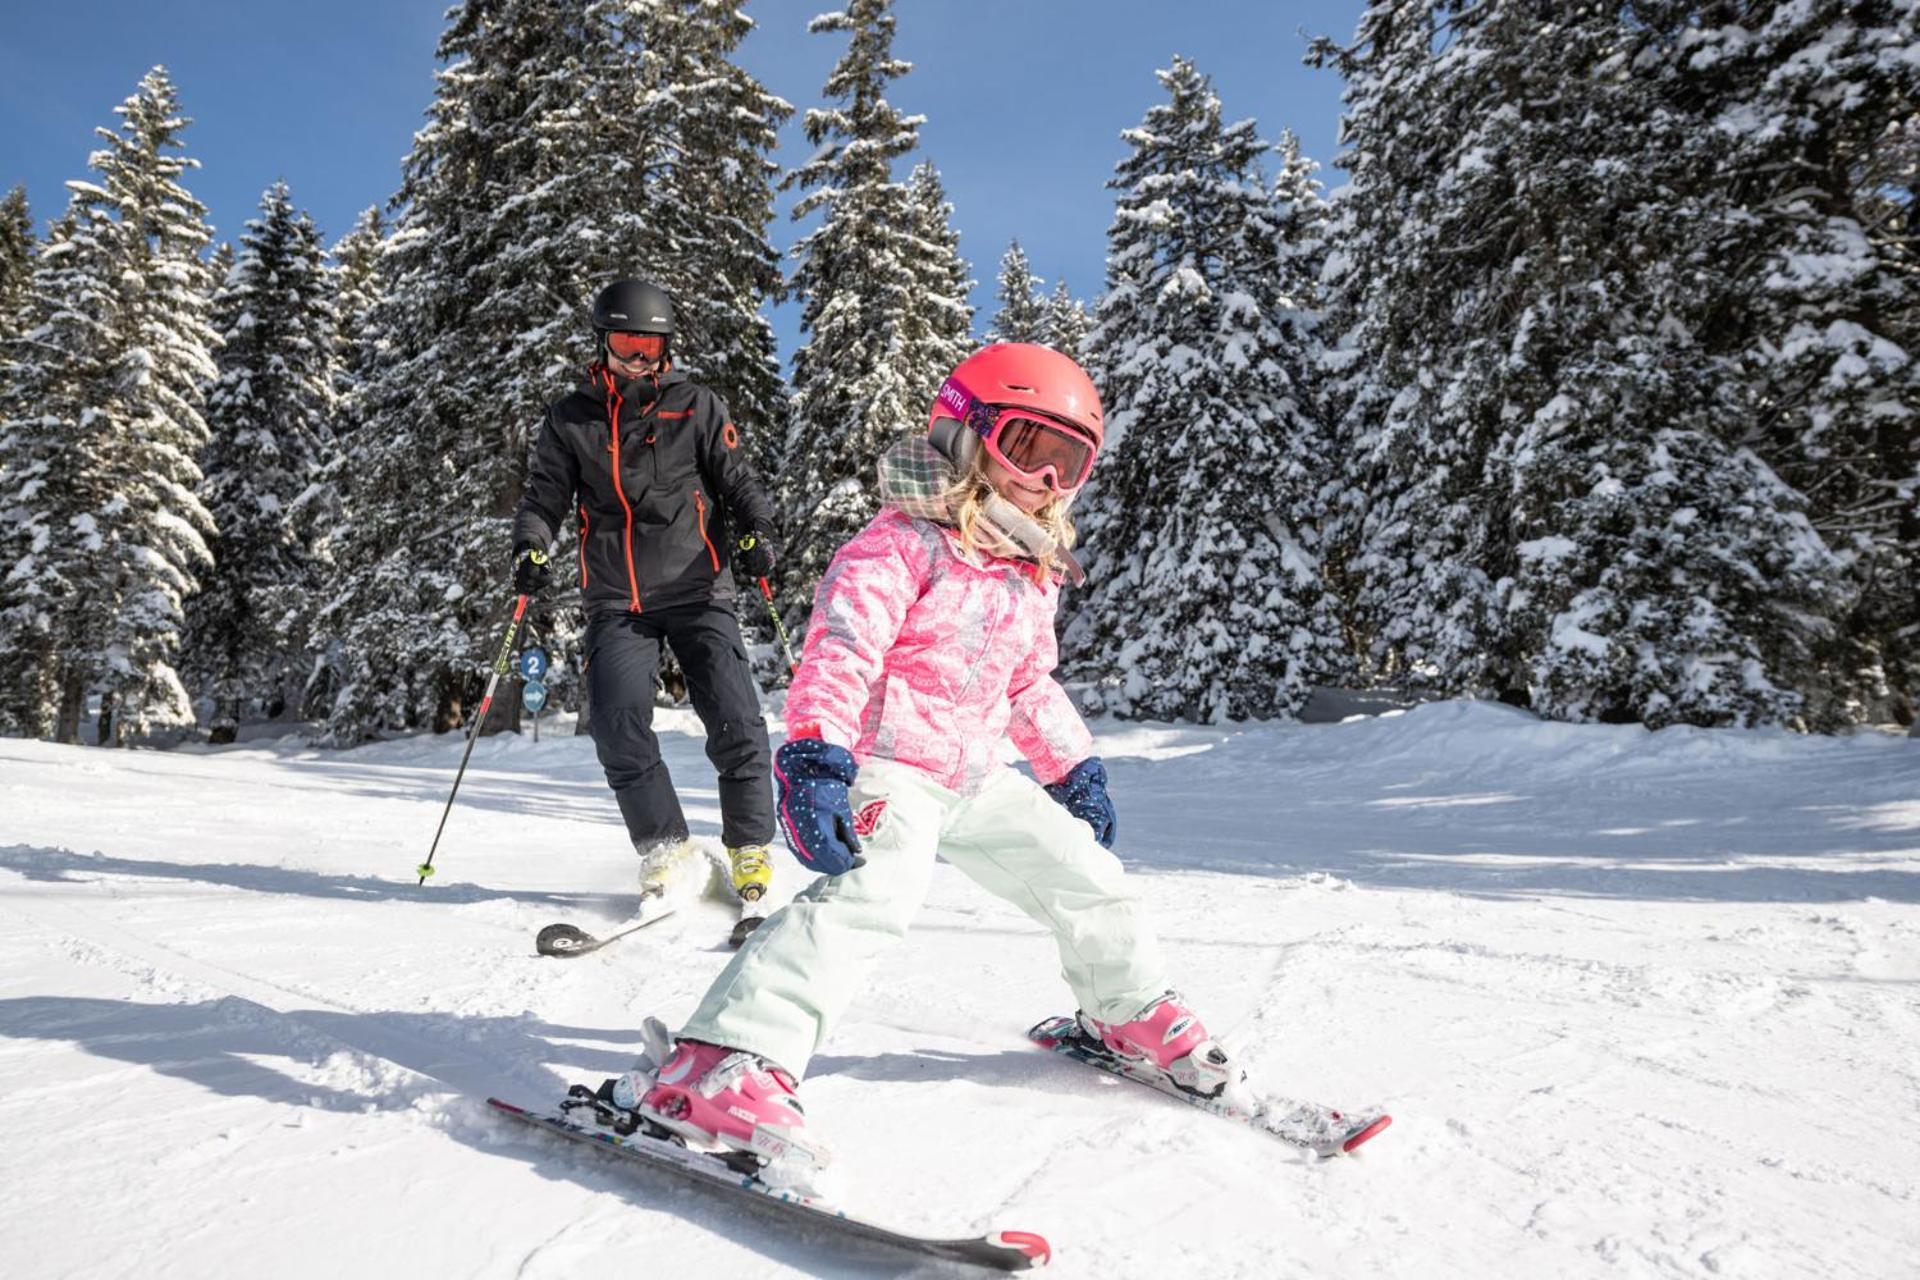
[875, 435, 1085, 586]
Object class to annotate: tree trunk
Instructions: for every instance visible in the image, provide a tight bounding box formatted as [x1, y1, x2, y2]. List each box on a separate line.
[54, 668, 86, 745]
[434, 670, 463, 735]
[482, 679, 522, 736]
[208, 694, 240, 746]
[96, 690, 116, 747]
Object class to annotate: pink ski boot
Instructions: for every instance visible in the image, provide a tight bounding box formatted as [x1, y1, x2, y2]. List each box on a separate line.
[1080, 992, 1248, 1102]
[611, 1025, 832, 1195]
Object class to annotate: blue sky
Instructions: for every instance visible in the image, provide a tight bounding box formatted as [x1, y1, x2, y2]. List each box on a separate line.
[0, 1, 1363, 363]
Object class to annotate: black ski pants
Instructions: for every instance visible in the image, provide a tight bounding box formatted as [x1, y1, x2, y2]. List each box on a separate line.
[585, 601, 773, 851]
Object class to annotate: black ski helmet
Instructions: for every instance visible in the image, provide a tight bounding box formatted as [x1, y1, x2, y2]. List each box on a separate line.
[592, 278, 674, 362]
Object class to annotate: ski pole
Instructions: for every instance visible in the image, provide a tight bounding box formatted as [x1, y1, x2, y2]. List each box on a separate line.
[417, 592, 534, 885]
[756, 577, 799, 673]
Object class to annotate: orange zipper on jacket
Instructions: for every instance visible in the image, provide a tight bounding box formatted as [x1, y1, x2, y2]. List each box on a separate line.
[693, 490, 721, 573]
[601, 369, 642, 612]
[576, 504, 590, 589]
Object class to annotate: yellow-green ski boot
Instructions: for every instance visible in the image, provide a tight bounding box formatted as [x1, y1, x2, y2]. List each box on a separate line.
[635, 837, 703, 920]
[726, 843, 773, 948]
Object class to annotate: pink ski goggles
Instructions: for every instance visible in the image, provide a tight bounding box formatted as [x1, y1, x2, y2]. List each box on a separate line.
[984, 409, 1097, 493]
[936, 380, 1097, 493]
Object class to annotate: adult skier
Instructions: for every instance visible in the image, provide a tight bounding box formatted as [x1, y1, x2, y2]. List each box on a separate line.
[512, 279, 778, 928]
[598, 344, 1244, 1191]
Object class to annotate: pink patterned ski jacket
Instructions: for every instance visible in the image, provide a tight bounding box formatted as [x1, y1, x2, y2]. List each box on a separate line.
[786, 509, 1093, 795]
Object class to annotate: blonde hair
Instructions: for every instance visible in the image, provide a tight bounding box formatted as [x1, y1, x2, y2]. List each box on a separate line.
[942, 449, 1078, 569]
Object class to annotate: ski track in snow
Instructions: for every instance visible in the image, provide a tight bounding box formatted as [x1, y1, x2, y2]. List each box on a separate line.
[1, 700, 1916, 1278]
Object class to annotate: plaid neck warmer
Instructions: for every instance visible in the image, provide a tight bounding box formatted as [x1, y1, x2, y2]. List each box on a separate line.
[875, 435, 1086, 586]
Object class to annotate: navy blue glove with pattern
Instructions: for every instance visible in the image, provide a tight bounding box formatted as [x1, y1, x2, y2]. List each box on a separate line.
[774, 738, 867, 875]
[1044, 756, 1116, 848]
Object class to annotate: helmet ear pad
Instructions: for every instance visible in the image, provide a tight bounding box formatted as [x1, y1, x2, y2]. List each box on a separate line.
[928, 414, 980, 470]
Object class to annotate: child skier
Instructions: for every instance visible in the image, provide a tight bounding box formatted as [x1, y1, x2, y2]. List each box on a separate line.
[599, 344, 1245, 1192]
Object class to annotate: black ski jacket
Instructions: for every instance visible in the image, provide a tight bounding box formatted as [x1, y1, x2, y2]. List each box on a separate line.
[513, 365, 776, 618]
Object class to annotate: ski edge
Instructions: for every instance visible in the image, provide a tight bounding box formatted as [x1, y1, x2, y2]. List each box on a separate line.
[1026, 1015, 1391, 1158]
[485, 1096, 1051, 1271]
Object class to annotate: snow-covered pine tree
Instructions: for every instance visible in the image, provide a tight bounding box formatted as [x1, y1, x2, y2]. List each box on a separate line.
[627, 1, 792, 681]
[207, 241, 235, 290]
[1267, 126, 1349, 690]
[1502, 398, 1849, 729]
[0, 186, 31, 349]
[183, 181, 337, 741]
[1043, 280, 1091, 359]
[774, 0, 930, 615]
[1685, 2, 1919, 725]
[319, 210, 387, 514]
[1308, 108, 1390, 688]
[323, 2, 663, 741]
[0, 212, 87, 737]
[1265, 126, 1360, 673]
[0, 186, 33, 440]
[328, 207, 386, 406]
[202, 241, 237, 384]
[319, 208, 386, 522]
[1065, 57, 1343, 722]
[304, 207, 385, 717]
[0, 68, 219, 743]
[988, 239, 1049, 344]
[630, 0, 791, 479]
[1306, 5, 1518, 703]
[902, 161, 975, 399]
[1269, 130, 1330, 335]
[1309, 4, 1854, 728]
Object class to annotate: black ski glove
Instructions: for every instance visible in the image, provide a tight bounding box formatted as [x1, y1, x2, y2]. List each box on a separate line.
[512, 543, 553, 595]
[737, 530, 777, 580]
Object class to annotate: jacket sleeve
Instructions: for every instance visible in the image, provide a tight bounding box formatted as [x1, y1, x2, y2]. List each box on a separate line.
[1005, 597, 1094, 786]
[696, 391, 776, 536]
[513, 406, 578, 551]
[784, 516, 930, 750]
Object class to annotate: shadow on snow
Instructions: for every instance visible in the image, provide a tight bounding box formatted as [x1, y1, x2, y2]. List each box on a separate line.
[0, 843, 607, 910]
[0, 993, 986, 1279]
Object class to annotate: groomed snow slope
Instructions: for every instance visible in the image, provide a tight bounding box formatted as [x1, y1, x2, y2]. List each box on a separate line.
[2, 700, 1915, 1278]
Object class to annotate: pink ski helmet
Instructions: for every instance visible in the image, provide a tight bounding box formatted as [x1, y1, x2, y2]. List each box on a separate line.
[927, 344, 1104, 492]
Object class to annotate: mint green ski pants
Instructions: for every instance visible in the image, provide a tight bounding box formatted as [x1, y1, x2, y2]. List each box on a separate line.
[678, 758, 1169, 1079]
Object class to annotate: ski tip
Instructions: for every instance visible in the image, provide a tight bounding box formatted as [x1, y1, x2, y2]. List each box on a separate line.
[728, 916, 766, 949]
[536, 922, 601, 957]
[486, 1097, 527, 1116]
[989, 1230, 1053, 1269]
[1341, 1114, 1393, 1154]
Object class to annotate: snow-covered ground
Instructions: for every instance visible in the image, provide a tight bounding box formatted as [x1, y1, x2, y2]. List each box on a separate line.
[2, 701, 1916, 1278]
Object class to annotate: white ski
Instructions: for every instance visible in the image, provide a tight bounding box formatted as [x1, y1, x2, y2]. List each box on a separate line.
[1028, 1014, 1391, 1157]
